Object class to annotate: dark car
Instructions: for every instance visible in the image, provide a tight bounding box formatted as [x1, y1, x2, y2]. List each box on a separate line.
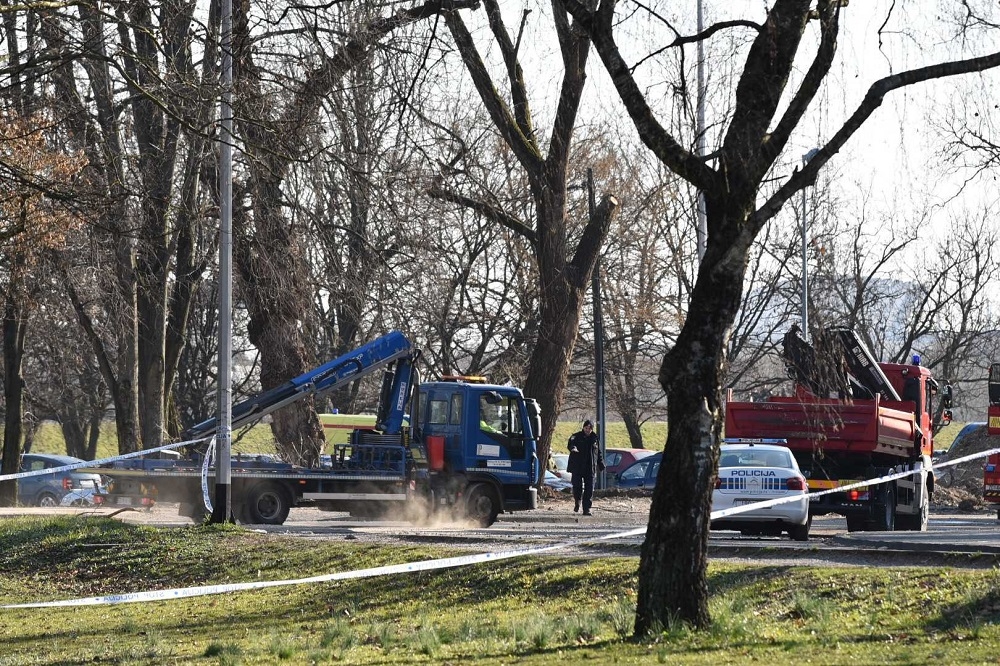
[615, 452, 662, 489]
[604, 448, 657, 486]
[12, 453, 106, 507]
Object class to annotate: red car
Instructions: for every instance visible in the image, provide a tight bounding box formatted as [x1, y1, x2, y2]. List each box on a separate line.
[604, 447, 656, 486]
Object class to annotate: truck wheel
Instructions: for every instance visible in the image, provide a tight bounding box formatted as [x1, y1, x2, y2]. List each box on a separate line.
[465, 483, 500, 527]
[243, 482, 291, 525]
[872, 482, 896, 531]
[845, 514, 867, 532]
[896, 489, 929, 532]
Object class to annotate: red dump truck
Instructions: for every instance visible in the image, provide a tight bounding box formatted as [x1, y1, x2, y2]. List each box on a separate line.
[725, 326, 951, 532]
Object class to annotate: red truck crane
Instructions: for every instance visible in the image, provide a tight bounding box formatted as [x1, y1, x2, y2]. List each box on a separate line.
[725, 326, 951, 532]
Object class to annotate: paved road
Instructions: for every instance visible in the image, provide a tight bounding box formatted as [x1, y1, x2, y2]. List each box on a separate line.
[4, 503, 1000, 563]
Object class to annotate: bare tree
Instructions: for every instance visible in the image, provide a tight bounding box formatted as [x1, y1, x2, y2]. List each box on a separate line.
[564, 0, 1000, 630]
[426, 1, 619, 472]
[0, 113, 84, 504]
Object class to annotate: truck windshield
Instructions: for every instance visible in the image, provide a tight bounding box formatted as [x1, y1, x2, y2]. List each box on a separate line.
[479, 394, 525, 459]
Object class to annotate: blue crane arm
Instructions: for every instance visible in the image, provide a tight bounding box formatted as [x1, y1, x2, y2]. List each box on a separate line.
[183, 330, 415, 439]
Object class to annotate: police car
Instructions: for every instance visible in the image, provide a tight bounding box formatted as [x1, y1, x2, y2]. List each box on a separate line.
[711, 441, 810, 541]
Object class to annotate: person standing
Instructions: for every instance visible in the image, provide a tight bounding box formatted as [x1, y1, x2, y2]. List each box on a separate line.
[568, 419, 604, 515]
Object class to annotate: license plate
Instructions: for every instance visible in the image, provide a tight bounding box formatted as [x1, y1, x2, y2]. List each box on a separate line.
[115, 497, 133, 506]
[734, 499, 761, 506]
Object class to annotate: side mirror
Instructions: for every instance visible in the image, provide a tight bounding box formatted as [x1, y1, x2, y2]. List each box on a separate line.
[941, 409, 953, 426]
[941, 384, 953, 409]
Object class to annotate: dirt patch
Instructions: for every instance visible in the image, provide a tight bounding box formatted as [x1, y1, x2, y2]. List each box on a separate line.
[935, 424, 998, 510]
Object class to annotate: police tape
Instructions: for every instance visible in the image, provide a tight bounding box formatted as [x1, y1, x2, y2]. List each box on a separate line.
[4, 443, 1000, 609]
[201, 438, 216, 513]
[709, 444, 1000, 520]
[0, 438, 209, 482]
[2, 526, 648, 608]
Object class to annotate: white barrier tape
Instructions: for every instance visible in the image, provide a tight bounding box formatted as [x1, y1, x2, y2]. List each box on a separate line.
[201, 438, 216, 514]
[6, 443, 1000, 609]
[709, 444, 1000, 521]
[0, 438, 209, 483]
[2, 525, 648, 608]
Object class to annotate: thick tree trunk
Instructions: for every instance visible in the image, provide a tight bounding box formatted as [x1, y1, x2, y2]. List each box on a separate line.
[622, 411, 644, 449]
[635, 224, 749, 632]
[113, 242, 142, 454]
[522, 275, 585, 473]
[247, 306, 324, 467]
[0, 297, 26, 506]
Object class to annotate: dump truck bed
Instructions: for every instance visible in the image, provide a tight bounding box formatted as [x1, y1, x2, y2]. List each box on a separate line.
[725, 396, 918, 458]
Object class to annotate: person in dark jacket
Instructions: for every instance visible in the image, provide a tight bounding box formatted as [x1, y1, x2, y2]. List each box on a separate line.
[567, 419, 604, 515]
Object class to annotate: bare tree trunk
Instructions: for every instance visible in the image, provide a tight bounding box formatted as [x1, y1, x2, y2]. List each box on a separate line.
[434, 3, 619, 475]
[636, 220, 747, 631]
[229, 0, 476, 464]
[0, 296, 26, 506]
[566, 0, 1000, 632]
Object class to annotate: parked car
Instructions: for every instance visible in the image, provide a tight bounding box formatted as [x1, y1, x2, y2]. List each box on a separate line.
[604, 448, 656, 486]
[613, 443, 810, 541]
[615, 453, 661, 489]
[543, 469, 573, 493]
[711, 443, 810, 541]
[12, 453, 106, 507]
[550, 454, 572, 481]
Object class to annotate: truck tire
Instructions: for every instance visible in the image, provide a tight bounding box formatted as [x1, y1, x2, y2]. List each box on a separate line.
[872, 482, 896, 531]
[243, 482, 291, 525]
[896, 487, 929, 532]
[846, 514, 867, 532]
[465, 483, 500, 527]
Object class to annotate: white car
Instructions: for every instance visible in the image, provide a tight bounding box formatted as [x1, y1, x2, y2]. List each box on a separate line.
[711, 443, 810, 541]
[550, 454, 572, 482]
[543, 470, 573, 492]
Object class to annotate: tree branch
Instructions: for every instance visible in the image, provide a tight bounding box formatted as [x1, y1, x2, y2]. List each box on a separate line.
[426, 183, 538, 246]
[754, 48, 1000, 231]
[719, 0, 809, 192]
[562, 0, 717, 191]
[569, 193, 619, 285]
[444, 8, 543, 171]
[763, 0, 842, 168]
[483, 0, 534, 142]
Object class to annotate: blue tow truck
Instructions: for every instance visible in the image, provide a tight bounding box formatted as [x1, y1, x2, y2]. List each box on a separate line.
[93, 331, 541, 526]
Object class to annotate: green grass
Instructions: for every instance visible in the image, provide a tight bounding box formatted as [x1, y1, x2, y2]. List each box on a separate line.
[24, 420, 669, 458]
[3, 516, 1000, 664]
[24, 418, 960, 460]
[553, 421, 666, 451]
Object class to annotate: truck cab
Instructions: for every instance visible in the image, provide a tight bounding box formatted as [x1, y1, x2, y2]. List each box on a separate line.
[418, 378, 540, 523]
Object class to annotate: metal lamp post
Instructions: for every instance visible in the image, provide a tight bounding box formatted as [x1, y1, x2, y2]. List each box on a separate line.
[800, 148, 819, 341]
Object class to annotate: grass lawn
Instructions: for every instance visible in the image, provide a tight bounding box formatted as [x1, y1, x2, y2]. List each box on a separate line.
[2, 516, 1000, 664]
[26, 419, 964, 461]
[25, 420, 671, 460]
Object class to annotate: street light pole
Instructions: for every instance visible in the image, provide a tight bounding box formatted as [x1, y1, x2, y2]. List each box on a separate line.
[210, 0, 234, 523]
[695, 0, 707, 263]
[587, 169, 607, 490]
[800, 148, 819, 342]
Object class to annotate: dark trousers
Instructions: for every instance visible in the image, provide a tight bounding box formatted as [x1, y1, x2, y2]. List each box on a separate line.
[572, 472, 594, 512]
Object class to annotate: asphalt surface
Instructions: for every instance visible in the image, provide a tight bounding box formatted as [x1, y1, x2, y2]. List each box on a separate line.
[4, 503, 1000, 557]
